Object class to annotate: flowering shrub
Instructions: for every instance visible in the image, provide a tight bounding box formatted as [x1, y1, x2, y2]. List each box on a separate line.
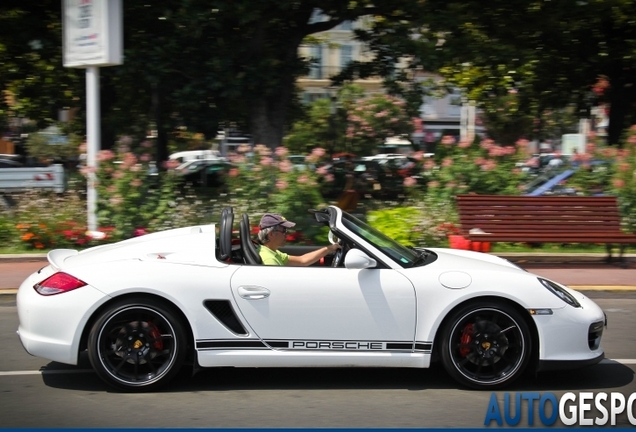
[613, 126, 636, 233]
[16, 223, 54, 249]
[343, 94, 414, 155]
[226, 145, 328, 242]
[421, 135, 528, 201]
[83, 136, 180, 240]
[567, 137, 618, 196]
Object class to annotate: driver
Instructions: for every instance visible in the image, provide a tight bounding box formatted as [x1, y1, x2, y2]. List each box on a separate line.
[257, 213, 340, 266]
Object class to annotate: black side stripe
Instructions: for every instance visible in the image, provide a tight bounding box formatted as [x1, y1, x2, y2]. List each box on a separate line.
[196, 340, 433, 352]
[197, 340, 267, 349]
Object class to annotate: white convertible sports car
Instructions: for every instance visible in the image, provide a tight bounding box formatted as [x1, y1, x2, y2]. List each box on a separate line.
[16, 206, 606, 392]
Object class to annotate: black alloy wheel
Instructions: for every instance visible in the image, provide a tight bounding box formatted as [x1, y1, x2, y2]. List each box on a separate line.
[440, 300, 532, 389]
[88, 297, 187, 392]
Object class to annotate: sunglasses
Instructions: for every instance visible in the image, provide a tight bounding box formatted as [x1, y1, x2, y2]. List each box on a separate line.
[274, 226, 288, 234]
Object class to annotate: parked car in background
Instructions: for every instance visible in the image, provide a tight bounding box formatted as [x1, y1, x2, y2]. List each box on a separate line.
[0, 158, 23, 168]
[169, 150, 222, 165]
[173, 157, 231, 187]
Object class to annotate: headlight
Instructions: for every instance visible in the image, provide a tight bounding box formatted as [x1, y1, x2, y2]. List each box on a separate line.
[538, 278, 581, 308]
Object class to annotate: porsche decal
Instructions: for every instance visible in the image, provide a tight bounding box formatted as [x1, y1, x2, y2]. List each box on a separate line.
[196, 339, 432, 353]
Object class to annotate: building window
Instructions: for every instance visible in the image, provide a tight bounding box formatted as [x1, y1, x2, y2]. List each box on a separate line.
[309, 45, 323, 79]
[336, 20, 353, 31]
[340, 45, 353, 70]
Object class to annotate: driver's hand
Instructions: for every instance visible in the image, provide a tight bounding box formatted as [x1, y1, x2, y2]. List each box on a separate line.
[327, 243, 341, 253]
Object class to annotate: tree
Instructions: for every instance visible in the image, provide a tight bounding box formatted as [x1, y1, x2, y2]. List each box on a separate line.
[426, 0, 636, 145]
[2, 1, 435, 161]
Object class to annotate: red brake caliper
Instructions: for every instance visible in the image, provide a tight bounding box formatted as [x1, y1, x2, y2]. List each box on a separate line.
[148, 322, 164, 350]
[459, 323, 473, 357]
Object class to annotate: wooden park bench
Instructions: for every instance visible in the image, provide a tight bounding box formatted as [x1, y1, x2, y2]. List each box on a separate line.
[455, 194, 636, 266]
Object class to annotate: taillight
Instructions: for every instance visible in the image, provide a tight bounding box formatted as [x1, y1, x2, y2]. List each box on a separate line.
[34, 272, 88, 296]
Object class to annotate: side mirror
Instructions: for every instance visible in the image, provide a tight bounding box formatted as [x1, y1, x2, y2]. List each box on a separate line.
[344, 249, 377, 269]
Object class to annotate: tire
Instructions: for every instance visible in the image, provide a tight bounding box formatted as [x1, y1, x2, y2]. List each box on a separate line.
[439, 300, 532, 389]
[88, 297, 187, 392]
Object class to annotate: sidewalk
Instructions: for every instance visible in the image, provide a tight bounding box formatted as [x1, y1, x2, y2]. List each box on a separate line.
[1, 252, 635, 294]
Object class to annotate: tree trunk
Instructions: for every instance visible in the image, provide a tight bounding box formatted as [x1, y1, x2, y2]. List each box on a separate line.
[249, 79, 293, 149]
[150, 81, 169, 168]
[607, 69, 636, 147]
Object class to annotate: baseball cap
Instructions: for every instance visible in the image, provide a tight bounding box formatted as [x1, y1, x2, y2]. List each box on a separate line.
[259, 213, 296, 229]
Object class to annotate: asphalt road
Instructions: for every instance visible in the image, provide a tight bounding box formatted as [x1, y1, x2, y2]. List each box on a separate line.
[0, 294, 634, 428]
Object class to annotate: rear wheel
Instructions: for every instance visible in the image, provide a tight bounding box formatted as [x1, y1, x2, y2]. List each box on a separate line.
[440, 300, 532, 389]
[88, 297, 187, 392]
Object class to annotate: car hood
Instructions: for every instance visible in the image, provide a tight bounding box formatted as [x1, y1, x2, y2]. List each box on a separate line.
[47, 225, 220, 270]
[425, 247, 524, 272]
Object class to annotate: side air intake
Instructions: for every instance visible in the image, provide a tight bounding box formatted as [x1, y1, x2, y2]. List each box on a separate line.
[203, 300, 248, 335]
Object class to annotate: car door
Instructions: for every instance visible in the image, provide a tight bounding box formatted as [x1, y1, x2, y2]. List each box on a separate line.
[230, 265, 416, 347]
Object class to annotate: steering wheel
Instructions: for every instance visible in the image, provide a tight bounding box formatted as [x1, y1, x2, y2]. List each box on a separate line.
[328, 231, 344, 267]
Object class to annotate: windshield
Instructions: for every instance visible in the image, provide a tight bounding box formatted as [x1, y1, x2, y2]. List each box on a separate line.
[341, 212, 420, 267]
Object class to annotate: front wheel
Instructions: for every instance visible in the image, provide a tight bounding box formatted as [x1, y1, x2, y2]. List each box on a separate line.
[88, 297, 187, 392]
[439, 300, 532, 389]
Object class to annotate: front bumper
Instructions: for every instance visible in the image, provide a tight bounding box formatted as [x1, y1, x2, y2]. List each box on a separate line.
[533, 291, 606, 364]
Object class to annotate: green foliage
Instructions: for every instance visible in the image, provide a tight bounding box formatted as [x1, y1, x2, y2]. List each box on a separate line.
[25, 128, 82, 162]
[92, 136, 180, 240]
[225, 145, 329, 242]
[342, 93, 414, 156]
[567, 140, 619, 196]
[10, 189, 107, 250]
[613, 127, 636, 233]
[423, 135, 527, 201]
[366, 195, 459, 248]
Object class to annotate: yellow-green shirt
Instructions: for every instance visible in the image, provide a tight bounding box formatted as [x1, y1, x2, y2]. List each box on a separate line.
[258, 244, 289, 266]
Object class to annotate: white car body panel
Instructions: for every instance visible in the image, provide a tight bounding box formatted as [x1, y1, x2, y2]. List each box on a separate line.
[15, 206, 606, 390]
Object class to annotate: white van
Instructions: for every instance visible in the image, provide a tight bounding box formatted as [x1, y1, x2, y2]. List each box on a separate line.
[168, 150, 221, 165]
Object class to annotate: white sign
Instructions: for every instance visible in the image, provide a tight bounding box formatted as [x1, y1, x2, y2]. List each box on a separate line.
[63, 0, 122, 67]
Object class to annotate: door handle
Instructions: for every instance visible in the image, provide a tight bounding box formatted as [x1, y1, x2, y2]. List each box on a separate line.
[238, 286, 271, 300]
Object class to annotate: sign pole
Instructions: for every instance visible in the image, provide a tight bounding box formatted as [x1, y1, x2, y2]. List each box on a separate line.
[86, 66, 100, 233]
[62, 0, 122, 236]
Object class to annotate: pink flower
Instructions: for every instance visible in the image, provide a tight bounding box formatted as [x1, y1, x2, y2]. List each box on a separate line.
[428, 181, 440, 188]
[109, 195, 123, 206]
[260, 157, 273, 166]
[276, 180, 288, 190]
[163, 159, 180, 170]
[130, 178, 142, 187]
[140, 153, 151, 162]
[278, 160, 292, 173]
[238, 144, 251, 153]
[403, 176, 417, 187]
[228, 168, 239, 177]
[275, 147, 288, 158]
[458, 139, 472, 148]
[613, 179, 626, 189]
[80, 165, 96, 176]
[312, 147, 326, 157]
[97, 150, 115, 162]
[441, 135, 456, 145]
[134, 228, 148, 237]
[297, 175, 309, 184]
